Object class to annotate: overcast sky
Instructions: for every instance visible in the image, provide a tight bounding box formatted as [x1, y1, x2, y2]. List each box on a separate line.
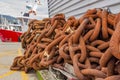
[0, 0, 48, 19]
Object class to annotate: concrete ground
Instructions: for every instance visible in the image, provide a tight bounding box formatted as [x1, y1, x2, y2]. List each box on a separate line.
[0, 42, 38, 80]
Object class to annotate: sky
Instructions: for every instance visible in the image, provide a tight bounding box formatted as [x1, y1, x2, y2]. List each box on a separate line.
[0, 0, 49, 19]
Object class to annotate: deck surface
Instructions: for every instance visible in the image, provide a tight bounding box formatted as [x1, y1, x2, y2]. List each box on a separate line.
[0, 42, 38, 80]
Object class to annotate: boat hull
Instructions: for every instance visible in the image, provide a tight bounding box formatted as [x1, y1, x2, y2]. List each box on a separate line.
[0, 29, 22, 42]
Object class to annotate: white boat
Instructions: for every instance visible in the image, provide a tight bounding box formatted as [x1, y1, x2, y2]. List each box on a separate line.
[0, 0, 48, 42]
[0, 15, 34, 42]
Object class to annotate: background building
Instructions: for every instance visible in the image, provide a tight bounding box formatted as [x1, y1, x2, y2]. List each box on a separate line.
[47, 0, 120, 18]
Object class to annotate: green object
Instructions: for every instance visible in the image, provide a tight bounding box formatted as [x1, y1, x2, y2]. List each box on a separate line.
[36, 71, 43, 80]
[36, 68, 68, 80]
[36, 70, 57, 80]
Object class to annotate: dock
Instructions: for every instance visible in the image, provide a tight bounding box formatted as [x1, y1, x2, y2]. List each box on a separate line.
[0, 42, 38, 80]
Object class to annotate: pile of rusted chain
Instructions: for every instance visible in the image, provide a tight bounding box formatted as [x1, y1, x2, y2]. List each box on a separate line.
[11, 8, 120, 80]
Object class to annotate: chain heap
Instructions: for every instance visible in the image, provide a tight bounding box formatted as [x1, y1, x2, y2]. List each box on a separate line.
[11, 8, 120, 80]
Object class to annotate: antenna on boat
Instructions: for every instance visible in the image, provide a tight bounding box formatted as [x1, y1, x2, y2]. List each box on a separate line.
[23, 0, 42, 16]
